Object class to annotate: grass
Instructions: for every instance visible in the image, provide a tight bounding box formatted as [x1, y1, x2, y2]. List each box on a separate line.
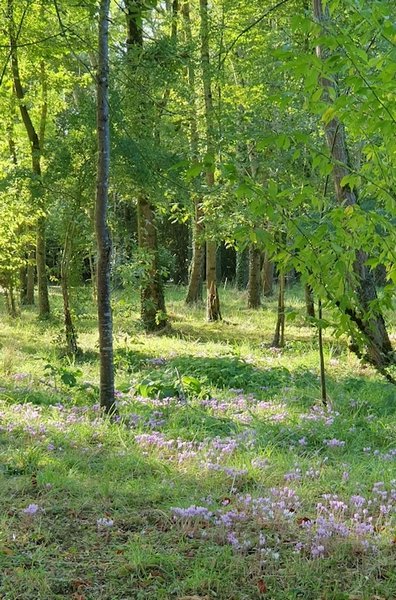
[0, 284, 395, 599]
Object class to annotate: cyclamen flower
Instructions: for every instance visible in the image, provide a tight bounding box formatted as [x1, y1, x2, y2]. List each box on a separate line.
[22, 504, 42, 516]
[324, 438, 345, 448]
[172, 505, 212, 520]
[97, 517, 114, 528]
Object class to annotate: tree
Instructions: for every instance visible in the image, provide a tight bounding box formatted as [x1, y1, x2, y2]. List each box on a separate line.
[7, 0, 50, 318]
[312, 0, 394, 373]
[124, 0, 168, 331]
[96, 0, 115, 413]
[199, 0, 221, 321]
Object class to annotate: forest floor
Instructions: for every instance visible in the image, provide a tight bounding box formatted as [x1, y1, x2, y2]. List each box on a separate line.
[0, 285, 395, 600]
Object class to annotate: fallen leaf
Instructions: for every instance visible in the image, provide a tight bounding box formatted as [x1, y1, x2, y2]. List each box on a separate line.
[297, 516, 312, 526]
[257, 579, 267, 594]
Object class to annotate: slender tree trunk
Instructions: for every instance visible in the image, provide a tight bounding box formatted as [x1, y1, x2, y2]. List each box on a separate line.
[96, 0, 115, 413]
[19, 266, 28, 305]
[89, 253, 97, 301]
[8, 0, 50, 318]
[235, 248, 248, 289]
[262, 251, 274, 297]
[313, 0, 394, 371]
[318, 298, 327, 407]
[200, 0, 221, 321]
[125, 0, 167, 331]
[305, 283, 315, 319]
[61, 224, 79, 355]
[206, 239, 221, 321]
[19, 257, 34, 306]
[26, 252, 35, 305]
[36, 214, 50, 318]
[186, 207, 204, 303]
[4, 285, 18, 318]
[137, 195, 167, 330]
[247, 245, 261, 308]
[272, 272, 285, 348]
[183, 0, 204, 304]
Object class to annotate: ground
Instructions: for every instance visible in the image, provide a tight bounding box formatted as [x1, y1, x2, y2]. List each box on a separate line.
[0, 285, 395, 599]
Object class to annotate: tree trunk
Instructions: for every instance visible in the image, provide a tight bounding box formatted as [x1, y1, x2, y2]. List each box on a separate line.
[318, 298, 327, 407]
[4, 285, 18, 318]
[19, 265, 28, 305]
[36, 215, 50, 318]
[8, 0, 50, 319]
[200, 0, 221, 321]
[272, 272, 285, 348]
[137, 195, 167, 330]
[305, 283, 315, 319]
[26, 253, 35, 305]
[206, 239, 221, 321]
[61, 224, 79, 355]
[186, 207, 204, 303]
[96, 0, 115, 413]
[125, 0, 167, 331]
[261, 252, 274, 297]
[183, 0, 204, 304]
[313, 0, 394, 372]
[235, 248, 248, 289]
[247, 245, 261, 308]
[89, 252, 97, 301]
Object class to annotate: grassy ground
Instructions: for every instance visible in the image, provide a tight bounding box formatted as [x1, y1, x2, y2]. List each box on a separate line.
[0, 284, 395, 599]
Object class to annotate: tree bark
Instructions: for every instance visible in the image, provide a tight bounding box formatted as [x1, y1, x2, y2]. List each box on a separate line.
[206, 239, 221, 321]
[272, 272, 285, 348]
[262, 252, 274, 297]
[185, 204, 204, 303]
[247, 245, 261, 308]
[305, 283, 315, 319]
[61, 223, 79, 355]
[26, 252, 35, 305]
[235, 248, 248, 289]
[95, 0, 115, 413]
[199, 0, 221, 321]
[7, 0, 50, 318]
[313, 0, 394, 371]
[183, 0, 204, 304]
[125, 0, 167, 331]
[137, 195, 167, 330]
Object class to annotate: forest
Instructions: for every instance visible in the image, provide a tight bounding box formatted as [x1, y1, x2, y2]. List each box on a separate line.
[0, 0, 395, 598]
